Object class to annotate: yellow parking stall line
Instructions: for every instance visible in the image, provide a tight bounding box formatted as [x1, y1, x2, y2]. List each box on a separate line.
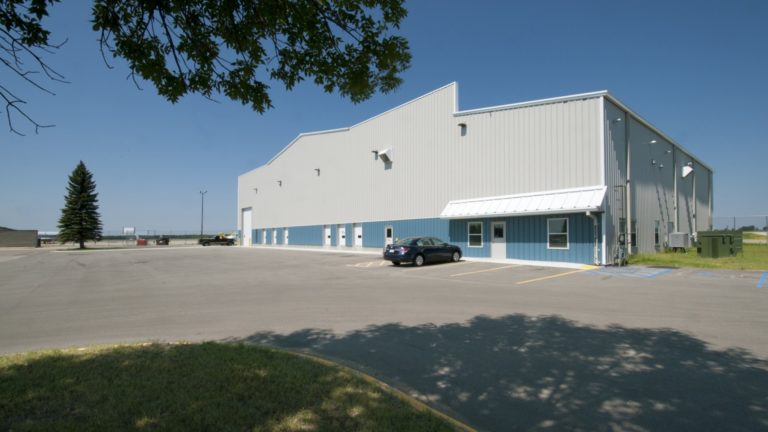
[450, 264, 518, 277]
[515, 265, 597, 285]
[379, 261, 387, 266]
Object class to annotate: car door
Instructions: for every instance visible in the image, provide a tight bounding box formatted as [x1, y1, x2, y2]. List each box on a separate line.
[419, 238, 435, 262]
[431, 237, 451, 261]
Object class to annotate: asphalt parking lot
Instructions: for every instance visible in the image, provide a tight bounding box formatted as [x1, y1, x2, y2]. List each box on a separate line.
[1, 246, 767, 431]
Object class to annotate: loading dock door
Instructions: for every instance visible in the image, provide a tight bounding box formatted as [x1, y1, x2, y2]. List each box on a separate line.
[354, 223, 363, 247]
[338, 225, 346, 247]
[324, 225, 331, 246]
[491, 221, 506, 259]
[241, 208, 252, 247]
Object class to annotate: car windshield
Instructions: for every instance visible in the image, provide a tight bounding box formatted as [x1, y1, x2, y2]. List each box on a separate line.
[394, 237, 418, 246]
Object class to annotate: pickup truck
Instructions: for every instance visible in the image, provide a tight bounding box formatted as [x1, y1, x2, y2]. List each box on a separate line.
[199, 235, 235, 246]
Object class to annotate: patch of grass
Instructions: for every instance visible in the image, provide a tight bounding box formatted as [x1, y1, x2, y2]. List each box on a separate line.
[629, 243, 768, 270]
[743, 231, 767, 241]
[0, 343, 457, 432]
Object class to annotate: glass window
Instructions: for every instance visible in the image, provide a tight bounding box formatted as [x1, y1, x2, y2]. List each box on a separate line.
[547, 218, 568, 249]
[493, 224, 504, 239]
[468, 222, 483, 247]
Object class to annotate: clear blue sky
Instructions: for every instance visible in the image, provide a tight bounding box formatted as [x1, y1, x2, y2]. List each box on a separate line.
[2, 0, 766, 233]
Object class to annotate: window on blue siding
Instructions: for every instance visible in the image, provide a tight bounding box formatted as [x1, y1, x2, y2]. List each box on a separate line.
[547, 218, 568, 249]
[468, 222, 482, 247]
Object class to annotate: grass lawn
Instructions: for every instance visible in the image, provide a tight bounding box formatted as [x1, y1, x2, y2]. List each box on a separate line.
[629, 243, 768, 270]
[0, 343, 458, 432]
[743, 231, 767, 241]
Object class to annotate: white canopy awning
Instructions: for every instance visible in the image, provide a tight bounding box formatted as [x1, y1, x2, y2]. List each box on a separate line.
[440, 186, 607, 219]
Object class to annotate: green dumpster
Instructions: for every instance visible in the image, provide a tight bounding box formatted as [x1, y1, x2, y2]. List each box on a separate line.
[710, 237, 722, 258]
[699, 236, 714, 258]
[697, 231, 742, 258]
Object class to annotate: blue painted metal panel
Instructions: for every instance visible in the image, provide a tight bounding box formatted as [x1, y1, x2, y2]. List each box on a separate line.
[449, 220, 490, 258]
[251, 229, 256, 245]
[275, 228, 284, 245]
[505, 213, 595, 264]
[266, 228, 272, 245]
[362, 218, 450, 248]
[266, 215, 595, 263]
[290, 225, 323, 246]
[345, 223, 353, 247]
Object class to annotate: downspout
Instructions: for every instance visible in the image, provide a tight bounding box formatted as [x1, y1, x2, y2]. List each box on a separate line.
[625, 111, 632, 255]
[692, 167, 697, 239]
[708, 171, 713, 230]
[586, 211, 600, 265]
[673, 148, 678, 232]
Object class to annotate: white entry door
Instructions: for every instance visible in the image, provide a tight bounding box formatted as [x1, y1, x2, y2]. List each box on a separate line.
[353, 223, 363, 247]
[491, 221, 506, 259]
[323, 225, 331, 246]
[241, 208, 252, 247]
[262, 229, 267, 245]
[283, 228, 289, 245]
[338, 225, 346, 246]
[385, 226, 394, 246]
[272, 229, 277, 244]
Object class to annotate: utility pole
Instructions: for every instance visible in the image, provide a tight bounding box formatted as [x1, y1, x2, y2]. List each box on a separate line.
[199, 190, 207, 239]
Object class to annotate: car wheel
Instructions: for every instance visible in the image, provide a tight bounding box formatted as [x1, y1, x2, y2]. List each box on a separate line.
[227, 241, 234, 246]
[392, 262, 401, 266]
[451, 251, 461, 262]
[202, 242, 209, 246]
[413, 254, 425, 267]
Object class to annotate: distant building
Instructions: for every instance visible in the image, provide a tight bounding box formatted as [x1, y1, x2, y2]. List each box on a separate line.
[0, 227, 39, 247]
[237, 83, 712, 266]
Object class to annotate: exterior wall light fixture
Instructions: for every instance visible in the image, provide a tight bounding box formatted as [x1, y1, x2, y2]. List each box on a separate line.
[378, 148, 392, 163]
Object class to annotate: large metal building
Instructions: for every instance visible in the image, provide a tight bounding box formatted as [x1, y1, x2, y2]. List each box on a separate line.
[237, 83, 712, 266]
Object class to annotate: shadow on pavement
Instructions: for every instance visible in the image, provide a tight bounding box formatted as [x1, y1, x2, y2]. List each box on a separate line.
[240, 314, 768, 431]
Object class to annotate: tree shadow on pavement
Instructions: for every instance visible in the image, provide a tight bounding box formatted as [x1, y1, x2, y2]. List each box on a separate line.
[240, 314, 768, 431]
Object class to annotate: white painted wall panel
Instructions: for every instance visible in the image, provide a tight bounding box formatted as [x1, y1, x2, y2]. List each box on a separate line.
[603, 99, 713, 258]
[238, 84, 603, 228]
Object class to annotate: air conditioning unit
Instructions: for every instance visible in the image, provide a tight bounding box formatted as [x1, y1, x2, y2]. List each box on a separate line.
[668, 232, 690, 249]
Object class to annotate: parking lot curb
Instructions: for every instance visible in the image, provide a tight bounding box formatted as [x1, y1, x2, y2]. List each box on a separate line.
[286, 349, 478, 432]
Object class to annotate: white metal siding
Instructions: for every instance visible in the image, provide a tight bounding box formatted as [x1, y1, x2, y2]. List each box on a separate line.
[603, 99, 713, 256]
[238, 84, 602, 228]
[603, 100, 628, 262]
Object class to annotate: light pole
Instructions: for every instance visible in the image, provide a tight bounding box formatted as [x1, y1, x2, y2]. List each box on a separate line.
[199, 190, 207, 239]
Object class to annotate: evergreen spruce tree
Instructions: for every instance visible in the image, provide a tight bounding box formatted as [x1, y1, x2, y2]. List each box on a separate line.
[58, 161, 103, 249]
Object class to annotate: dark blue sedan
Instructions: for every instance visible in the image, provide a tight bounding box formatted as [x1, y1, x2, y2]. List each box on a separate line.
[383, 237, 462, 266]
